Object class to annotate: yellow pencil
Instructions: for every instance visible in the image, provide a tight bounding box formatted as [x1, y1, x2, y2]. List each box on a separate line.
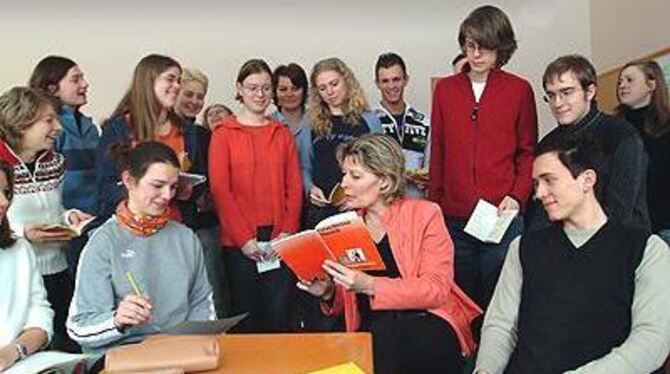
[126, 271, 142, 296]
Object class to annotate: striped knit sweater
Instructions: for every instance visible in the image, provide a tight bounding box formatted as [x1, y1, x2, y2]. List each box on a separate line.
[0, 140, 69, 275]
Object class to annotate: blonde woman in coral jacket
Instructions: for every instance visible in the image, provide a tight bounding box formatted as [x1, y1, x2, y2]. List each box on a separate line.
[298, 134, 481, 374]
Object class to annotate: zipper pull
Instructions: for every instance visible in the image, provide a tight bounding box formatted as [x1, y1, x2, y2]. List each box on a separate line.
[471, 103, 479, 122]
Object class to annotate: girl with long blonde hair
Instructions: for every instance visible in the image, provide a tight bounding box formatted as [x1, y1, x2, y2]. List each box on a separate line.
[296, 57, 382, 229]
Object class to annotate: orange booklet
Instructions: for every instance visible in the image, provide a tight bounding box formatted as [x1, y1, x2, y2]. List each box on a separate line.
[272, 212, 385, 282]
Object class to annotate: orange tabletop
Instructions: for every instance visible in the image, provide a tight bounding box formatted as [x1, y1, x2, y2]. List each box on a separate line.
[201, 332, 373, 374]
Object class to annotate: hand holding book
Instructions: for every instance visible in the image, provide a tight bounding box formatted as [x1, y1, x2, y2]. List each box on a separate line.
[273, 212, 385, 283]
[41, 212, 96, 238]
[323, 259, 375, 295]
[296, 259, 375, 298]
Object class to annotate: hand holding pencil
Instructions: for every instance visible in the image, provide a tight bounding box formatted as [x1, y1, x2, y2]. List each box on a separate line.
[113, 272, 153, 331]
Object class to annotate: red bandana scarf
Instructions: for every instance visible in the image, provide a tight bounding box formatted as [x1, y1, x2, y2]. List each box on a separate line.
[115, 200, 172, 237]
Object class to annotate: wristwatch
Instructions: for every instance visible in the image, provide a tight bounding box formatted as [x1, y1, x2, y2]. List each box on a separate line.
[14, 343, 28, 361]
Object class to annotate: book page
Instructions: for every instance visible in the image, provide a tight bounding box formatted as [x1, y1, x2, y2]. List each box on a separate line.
[43, 216, 95, 237]
[256, 241, 281, 273]
[272, 231, 334, 282]
[488, 210, 518, 243]
[463, 199, 518, 244]
[317, 212, 385, 271]
[5, 351, 86, 374]
[327, 183, 346, 206]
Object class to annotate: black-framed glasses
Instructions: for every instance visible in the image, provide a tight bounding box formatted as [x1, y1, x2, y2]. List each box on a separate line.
[543, 86, 581, 104]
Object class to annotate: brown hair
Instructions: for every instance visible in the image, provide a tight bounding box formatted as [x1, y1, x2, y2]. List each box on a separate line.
[615, 61, 670, 138]
[114, 141, 180, 182]
[107, 54, 183, 141]
[28, 55, 77, 107]
[542, 54, 597, 91]
[336, 134, 406, 204]
[0, 161, 15, 248]
[235, 59, 273, 103]
[201, 103, 233, 129]
[272, 63, 308, 110]
[0, 87, 59, 151]
[458, 5, 517, 67]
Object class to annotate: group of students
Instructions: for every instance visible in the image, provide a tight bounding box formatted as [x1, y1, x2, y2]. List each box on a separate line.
[1, 3, 670, 374]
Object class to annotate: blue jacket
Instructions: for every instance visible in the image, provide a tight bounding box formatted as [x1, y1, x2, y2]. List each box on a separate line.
[56, 106, 100, 214]
[295, 110, 382, 193]
[95, 116, 209, 230]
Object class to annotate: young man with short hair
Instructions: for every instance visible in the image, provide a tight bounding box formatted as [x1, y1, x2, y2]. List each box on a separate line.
[475, 135, 670, 374]
[537, 54, 650, 231]
[374, 52, 430, 197]
[429, 5, 538, 308]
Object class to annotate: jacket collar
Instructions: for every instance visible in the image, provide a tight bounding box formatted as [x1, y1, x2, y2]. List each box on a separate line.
[562, 103, 602, 133]
[220, 115, 283, 133]
[0, 141, 20, 165]
[0, 140, 54, 166]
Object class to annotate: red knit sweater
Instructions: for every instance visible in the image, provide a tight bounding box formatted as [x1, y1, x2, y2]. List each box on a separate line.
[428, 69, 538, 218]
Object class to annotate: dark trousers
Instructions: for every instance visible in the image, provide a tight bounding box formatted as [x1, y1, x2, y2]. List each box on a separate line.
[43, 270, 80, 352]
[65, 234, 89, 278]
[447, 216, 523, 310]
[370, 313, 464, 374]
[223, 226, 293, 333]
[197, 225, 231, 318]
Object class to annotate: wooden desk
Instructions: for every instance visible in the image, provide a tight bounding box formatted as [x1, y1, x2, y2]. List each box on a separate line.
[203, 332, 373, 374]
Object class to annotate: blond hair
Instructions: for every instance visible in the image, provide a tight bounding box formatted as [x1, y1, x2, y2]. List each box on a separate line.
[336, 134, 406, 203]
[0, 86, 58, 151]
[181, 68, 209, 92]
[308, 58, 370, 136]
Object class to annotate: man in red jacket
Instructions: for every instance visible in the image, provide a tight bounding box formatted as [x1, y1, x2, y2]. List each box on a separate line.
[429, 5, 538, 309]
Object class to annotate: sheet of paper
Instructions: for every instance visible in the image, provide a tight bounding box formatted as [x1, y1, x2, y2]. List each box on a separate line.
[463, 199, 518, 244]
[256, 241, 281, 273]
[162, 313, 248, 335]
[5, 351, 86, 374]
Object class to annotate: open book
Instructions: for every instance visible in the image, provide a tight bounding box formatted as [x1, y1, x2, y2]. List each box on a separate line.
[326, 183, 346, 206]
[464, 199, 518, 244]
[4, 351, 87, 374]
[42, 216, 96, 237]
[272, 212, 385, 282]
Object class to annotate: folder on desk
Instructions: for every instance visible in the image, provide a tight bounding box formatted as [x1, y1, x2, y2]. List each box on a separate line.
[162, 313, 247, 335]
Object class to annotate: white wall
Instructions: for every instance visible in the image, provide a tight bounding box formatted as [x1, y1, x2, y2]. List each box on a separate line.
[590, 0, 669, 72]
[0, 0, 590, 135]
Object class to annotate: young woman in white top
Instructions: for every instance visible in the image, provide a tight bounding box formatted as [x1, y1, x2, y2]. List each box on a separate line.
[0, 161, 53, 372]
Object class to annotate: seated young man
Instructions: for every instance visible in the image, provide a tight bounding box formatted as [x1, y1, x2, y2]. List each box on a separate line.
[475, 135, 670, 373]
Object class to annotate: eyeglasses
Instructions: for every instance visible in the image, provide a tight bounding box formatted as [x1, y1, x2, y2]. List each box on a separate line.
[463, 41, 492, 54]
[243, 84, 272, 95]
[543, 86, 582, 104]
